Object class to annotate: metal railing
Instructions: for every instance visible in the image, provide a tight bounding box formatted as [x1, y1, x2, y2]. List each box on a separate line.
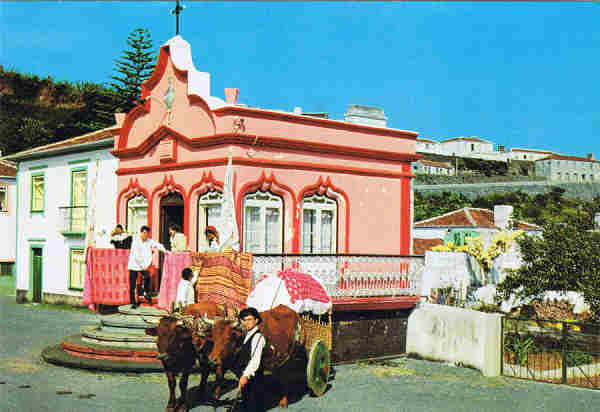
[251, 254, 425, 300]
[502, 317, 600, 390]
[58, 206, 87, 234]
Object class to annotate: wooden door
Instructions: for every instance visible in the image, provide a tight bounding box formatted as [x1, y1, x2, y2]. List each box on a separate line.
[31, 248, 43, 303]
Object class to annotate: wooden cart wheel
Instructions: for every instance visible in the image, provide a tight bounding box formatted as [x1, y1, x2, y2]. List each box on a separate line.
[306, 339, 330, 397]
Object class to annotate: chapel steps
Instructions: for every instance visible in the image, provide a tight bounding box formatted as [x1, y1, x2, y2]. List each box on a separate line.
[41, 304, 166, 372]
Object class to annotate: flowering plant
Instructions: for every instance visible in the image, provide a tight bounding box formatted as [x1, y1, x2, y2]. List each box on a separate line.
[432, 230, 523, 273]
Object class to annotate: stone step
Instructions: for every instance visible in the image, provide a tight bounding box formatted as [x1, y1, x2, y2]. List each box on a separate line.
[100, 313, 159, 332]
[41, 334, 163, 373]
[80, 325, 157, 349]
[118, 304, 168, 318]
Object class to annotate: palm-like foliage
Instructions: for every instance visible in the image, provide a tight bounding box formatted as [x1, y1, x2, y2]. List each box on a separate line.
[109, 28, 156, 113]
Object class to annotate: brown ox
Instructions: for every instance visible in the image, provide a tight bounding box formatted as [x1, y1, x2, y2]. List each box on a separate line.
[145, 302, 225, 412]
[206, 305, 305, 408]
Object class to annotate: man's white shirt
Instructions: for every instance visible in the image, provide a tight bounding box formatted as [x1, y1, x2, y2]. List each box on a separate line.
[242, 326, 266, 379]
[127, 236, 166, 271]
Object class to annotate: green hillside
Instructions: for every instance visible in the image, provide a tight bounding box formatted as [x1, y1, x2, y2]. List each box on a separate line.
[0, 67, 118, 156]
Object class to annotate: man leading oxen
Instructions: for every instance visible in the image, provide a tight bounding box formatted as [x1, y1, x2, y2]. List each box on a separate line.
[145, 302, 226, 412]
[205, 304, 307, 410]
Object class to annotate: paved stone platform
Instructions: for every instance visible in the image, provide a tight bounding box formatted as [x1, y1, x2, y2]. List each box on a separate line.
[41, 304, 167, 372]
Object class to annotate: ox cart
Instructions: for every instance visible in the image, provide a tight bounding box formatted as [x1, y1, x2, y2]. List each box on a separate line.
[241, 268, 334, 397]
[148, 267, 334, 411]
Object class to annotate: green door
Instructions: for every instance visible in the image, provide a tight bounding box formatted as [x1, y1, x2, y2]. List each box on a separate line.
[32, 248, 43, 303]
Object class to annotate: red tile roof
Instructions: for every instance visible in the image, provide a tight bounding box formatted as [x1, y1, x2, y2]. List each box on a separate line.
[0, 161, 16, 177]
[414, 207, 540, 231]
[440, 136, 490, 144]
[514, 221, 539, 231]
[536, 153, 599, 164]
[419, 160, 452, 169]
[417, 138, 438, 144]
[4, 126, 118, 160]
[511, 148, 555, 155]
[413, 238, 444, 255]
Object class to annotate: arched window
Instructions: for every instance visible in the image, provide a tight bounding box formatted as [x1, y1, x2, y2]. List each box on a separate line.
[243, 191, 283, 253]
[301, 193, 337, 254]
[127, 194, 148, 234]
[197, 190, 223, 251]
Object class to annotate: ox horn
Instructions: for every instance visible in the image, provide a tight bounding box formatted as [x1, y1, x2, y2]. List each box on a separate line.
[202, 313, 215, 326]
[178, 301, 184, 314]
[232, 318, 242, 330]
[169, 301, 175, 314]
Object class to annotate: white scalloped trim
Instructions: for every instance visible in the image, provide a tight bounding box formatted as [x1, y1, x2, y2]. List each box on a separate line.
[163, 36, 226, 110]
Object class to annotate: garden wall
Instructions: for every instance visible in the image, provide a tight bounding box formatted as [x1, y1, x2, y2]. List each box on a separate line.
[415, 182, 600, 201]
[406, 303, 503, 376]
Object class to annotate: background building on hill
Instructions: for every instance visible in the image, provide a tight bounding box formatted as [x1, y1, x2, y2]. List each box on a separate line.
[412, 205, 540, 251]
[438, 136, 494, 157]
[412, 159, 455, 176]
[535, 153, 600, 182]
[508, 148, 557, 162]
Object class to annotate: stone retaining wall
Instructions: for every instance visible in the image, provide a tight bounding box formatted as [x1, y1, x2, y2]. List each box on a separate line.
[415, 182, 600, 200]
[407, 303, 503, 376]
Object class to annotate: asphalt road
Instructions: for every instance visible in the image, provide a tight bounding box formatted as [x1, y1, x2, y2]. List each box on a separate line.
[2, 296, 600, 412]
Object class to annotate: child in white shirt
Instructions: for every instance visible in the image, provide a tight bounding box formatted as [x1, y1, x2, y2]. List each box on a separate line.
[175, 267, 196, 307]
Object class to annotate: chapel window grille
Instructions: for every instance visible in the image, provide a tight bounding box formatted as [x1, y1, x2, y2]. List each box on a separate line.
[243, 191, 283, 254]
[197, 190, 223, 251]
[301, 193, 337, 254]
[127, 194, 148, 235]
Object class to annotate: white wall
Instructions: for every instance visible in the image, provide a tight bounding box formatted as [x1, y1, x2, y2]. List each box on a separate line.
[407, 303, 503, 376]
[0, 178, 16, 262]
[439, 139, 494, 157]
[15, 149, 118, 299]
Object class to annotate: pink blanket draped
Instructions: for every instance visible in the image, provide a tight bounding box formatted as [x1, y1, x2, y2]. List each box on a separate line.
[82, 248, 130, 308]
[157, 252, 192, 309]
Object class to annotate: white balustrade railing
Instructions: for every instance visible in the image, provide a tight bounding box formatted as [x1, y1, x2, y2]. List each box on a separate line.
[252, 254, 425, 300]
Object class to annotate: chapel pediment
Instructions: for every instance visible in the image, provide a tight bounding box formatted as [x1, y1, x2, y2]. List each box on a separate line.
[114, 36, 224, 154]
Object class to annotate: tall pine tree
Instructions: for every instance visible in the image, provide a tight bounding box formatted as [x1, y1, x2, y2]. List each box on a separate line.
[109, 28, 156, 113]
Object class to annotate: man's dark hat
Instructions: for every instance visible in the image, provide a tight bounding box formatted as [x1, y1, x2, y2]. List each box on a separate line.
[238, 307, 262, 324]
[205, 225, 218, 235]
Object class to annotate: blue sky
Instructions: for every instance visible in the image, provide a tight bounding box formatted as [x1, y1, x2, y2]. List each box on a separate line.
[2, 2, 599, 158]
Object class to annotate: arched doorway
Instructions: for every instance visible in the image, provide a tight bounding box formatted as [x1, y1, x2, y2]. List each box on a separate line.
[160, 192, 185, 251]
[158, 192, 184, 291]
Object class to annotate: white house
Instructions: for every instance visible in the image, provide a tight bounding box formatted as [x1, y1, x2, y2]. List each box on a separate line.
[4, 127, 120, 304]
[438, 136, 495, 157]
[0, 159, 17, 276]
[508, 148, 557, 162]
[535, 153, 600, 182]
[415, 138, 441, 154]
[412, 159, 454, 176]
[413, 205, 540, 250]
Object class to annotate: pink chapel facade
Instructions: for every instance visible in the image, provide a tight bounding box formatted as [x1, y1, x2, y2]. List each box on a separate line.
[112, 36, 421, 255]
